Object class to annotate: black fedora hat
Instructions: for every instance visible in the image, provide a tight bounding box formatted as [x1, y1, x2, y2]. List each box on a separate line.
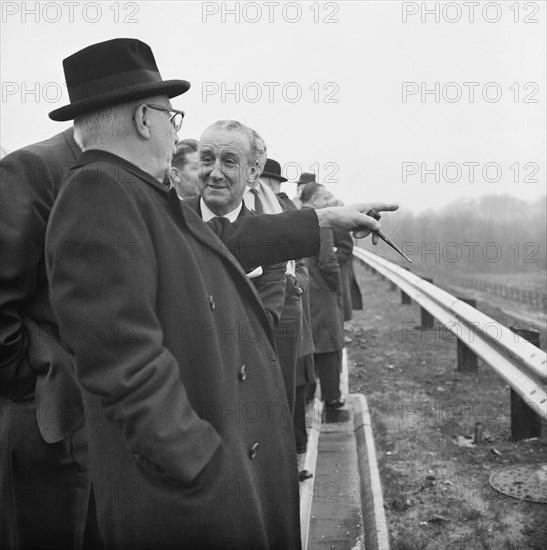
[296, 172, 316, 185]
[262, 158, 287, 183]
[49, 38, 190, 121]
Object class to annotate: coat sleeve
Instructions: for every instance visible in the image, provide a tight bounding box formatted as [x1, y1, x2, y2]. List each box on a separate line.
[0, 149, 56, 399]
[316, 228, 342, 293]
[46, 169, 221, 485]
[206, 209, 320, 270]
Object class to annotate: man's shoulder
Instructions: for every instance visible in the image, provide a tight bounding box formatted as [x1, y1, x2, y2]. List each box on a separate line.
[184, 195, 201, 213]
[57, 155, 143, 205]
[1, 130, 79, 192]
[2, 130, 75, 164]
[276, 194, 297, 212]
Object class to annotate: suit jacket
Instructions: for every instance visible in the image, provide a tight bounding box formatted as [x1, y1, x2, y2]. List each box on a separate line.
[185, 196, 286, 328]
[46, 150, 319, 550]
[307, 219, 344, 354]
[0, 128, 84, 442]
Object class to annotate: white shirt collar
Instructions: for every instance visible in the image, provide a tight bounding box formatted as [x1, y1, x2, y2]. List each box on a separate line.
[200, 198, 243, 222]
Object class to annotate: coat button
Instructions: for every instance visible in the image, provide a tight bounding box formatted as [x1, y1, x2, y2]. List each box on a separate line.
[249, 442, 259, 459]
[238, 364, 247, 381]
[209, 295, 215, 310]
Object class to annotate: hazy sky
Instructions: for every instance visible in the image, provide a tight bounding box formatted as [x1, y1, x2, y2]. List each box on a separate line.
[1, 1, 545, 212]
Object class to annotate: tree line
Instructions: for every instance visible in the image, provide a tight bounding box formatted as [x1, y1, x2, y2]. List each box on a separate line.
[361, 194, 547, 275]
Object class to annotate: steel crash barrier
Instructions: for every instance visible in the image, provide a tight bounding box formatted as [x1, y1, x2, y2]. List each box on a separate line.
[352, 247, 547, 440]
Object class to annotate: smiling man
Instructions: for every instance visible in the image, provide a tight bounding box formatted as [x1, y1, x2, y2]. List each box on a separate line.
[186, 120, 286, 327]
[198, 120, 259, 216]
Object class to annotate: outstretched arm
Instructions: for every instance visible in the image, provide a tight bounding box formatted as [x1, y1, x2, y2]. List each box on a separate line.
[205, 203, 399, 270]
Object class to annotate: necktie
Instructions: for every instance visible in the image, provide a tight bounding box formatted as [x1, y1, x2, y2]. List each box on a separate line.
[249, 188, 264, 215]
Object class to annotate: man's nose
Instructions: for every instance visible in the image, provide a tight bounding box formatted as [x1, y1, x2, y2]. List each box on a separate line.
[210, 160, 223, 179]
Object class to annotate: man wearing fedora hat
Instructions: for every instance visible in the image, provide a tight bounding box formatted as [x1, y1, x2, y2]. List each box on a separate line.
[244, 149, 305, 422]
[292, 172, 317, 209]
[261, 158, 316, 477]
[44, 38, 397, 549]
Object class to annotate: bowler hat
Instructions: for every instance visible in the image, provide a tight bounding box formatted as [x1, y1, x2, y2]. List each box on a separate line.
[261, 158, 287, 183]
[297, 172, 316, 185]
[49, 38, 190, 121]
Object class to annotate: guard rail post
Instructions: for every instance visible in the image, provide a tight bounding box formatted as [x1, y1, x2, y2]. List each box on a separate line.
[401, 267, 411, 305]
[456, 298, 478, 373]
[509, 326, 542, 440]
[420, 278, 434, 330]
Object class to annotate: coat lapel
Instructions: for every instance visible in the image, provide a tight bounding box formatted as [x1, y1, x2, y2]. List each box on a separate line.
[168, 191, 274, 342]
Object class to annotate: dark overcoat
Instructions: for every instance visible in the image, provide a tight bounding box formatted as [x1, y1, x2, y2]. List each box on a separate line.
[349, 259, 364, 310]
[333, 228, 354, 321]
[276, 193, 315, 388]
[185, 196, 287, 329]
[46, 150, 319, 550]
[0, 129, 83, 437]
[0, 129, 92, 549]
[307, 224, 344, 354]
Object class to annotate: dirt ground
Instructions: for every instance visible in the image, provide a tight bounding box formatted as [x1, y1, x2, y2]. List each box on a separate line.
[347, 263, 547, 550]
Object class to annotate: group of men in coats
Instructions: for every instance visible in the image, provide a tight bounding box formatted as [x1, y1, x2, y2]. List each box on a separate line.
[0, 38, 397, 549]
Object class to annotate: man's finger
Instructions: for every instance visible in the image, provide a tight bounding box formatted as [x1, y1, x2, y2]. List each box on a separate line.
[351, 212, 381, 239]
[358, 212, 382, 231]
[350, 202, 399, 214]
[368, 202, 399, 213]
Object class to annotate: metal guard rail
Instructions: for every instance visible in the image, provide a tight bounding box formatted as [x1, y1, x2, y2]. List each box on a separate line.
[353, 247, 547, 420]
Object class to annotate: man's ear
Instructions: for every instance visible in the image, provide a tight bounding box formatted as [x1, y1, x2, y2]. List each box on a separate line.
[170, 166, 180, 183]
[246, 162, 259, 184]
[133, 104, 152, 138]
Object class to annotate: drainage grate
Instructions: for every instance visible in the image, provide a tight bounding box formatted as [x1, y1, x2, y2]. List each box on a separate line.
[489, 464, 547, 503]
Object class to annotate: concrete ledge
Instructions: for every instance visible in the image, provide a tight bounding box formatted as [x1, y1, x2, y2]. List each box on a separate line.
[350, 393, 390, 550]
[323, 347, 350, 424]
[299, 396, 323, 550]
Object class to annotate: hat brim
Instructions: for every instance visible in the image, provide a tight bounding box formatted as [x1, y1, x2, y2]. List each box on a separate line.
[48, 79, 190, 121]
[262, 172, 288, 183]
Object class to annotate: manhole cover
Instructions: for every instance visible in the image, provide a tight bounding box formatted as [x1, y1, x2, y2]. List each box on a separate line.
[489, 464, 547, 503]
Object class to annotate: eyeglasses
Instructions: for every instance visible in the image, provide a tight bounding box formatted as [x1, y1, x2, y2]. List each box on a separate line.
[145, 104, 185, 132]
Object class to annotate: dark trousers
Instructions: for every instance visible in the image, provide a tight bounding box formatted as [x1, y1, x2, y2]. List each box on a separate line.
[275, 293, 302, 420]
[275, 338, 298, 419]
[314, 350, 342, 402]
[293, 354, 315, 453]
[293, 385, 308, 454]
[1, 399, 99, 550]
